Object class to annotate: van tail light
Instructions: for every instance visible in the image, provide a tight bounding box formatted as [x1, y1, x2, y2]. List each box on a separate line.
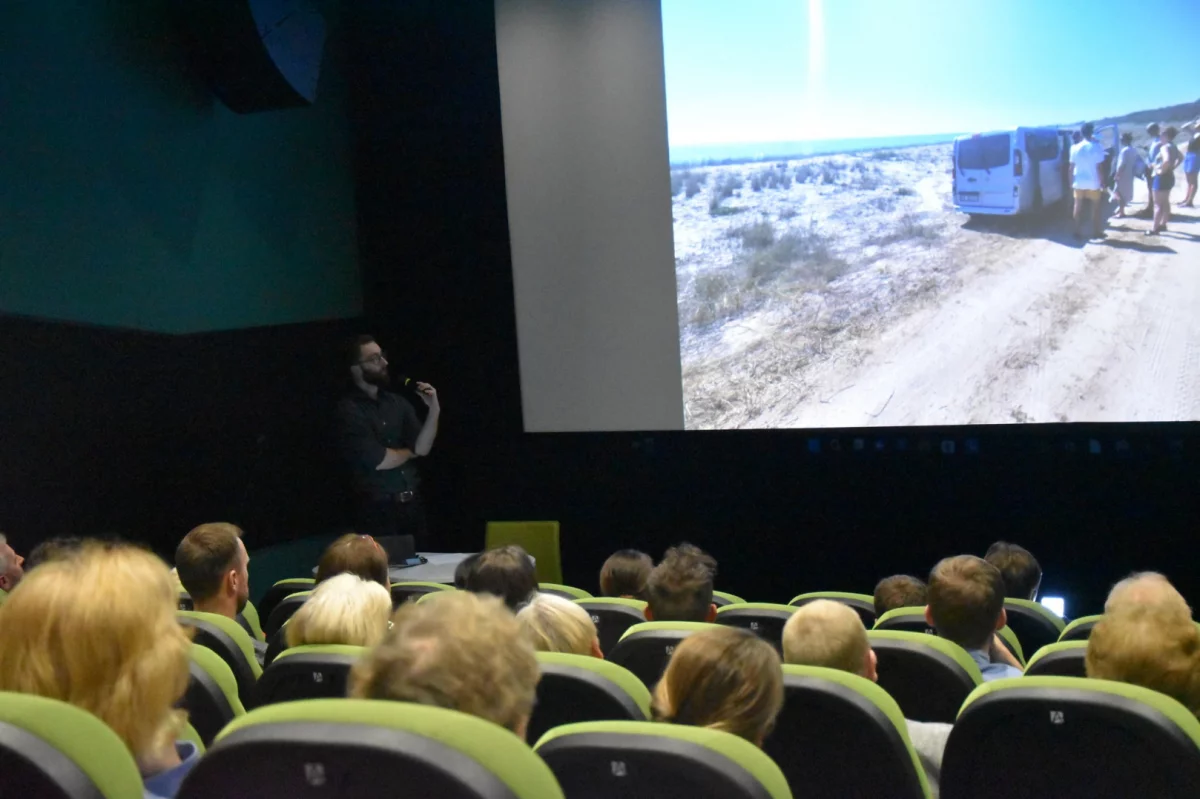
[1013, 150, 1024, 177]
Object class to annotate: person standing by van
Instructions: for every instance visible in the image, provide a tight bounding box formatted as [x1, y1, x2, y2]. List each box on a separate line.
[1069, 122, 1108, 241]
[1148, 127, 1182, 236]
[1137, 123, 1162, 219]
[1112, 132, 1146, 218]
[1182, 134, 1200, 209]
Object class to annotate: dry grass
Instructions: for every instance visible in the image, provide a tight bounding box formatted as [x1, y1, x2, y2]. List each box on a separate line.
[708, 172, 744, 214]
[725, 219, 776, 249]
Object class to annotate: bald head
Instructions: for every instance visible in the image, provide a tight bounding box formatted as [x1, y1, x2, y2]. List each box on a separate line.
[1105, 573, 1190, 618]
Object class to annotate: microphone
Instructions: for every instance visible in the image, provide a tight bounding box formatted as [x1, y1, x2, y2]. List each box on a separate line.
[396, 375, 429, 395]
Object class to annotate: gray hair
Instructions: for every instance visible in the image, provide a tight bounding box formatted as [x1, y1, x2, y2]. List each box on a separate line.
[1105, 572, 1189, 616]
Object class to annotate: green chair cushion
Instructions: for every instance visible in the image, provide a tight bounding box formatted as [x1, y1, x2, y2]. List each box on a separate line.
[712, 590, 746, 605]
[0, 692, 142, 799]
[217, 698, 564, 798]
[1004, 598, 1066, 632]
[539, 583, 593, 599]
[179, 721, 206, 753]
[1024, 640, 1088, 672]
[788, 591, 874, 605]
[995, 625, 1025, 665]
[536, 651, 652, 717]
[272, 578, 316, 589]
[619, 620, 718, 642]
[240, 600, 265, 641]
[271, 644, 366, 664]
[191, 644, 247, 715]
[1059, 613, 1103, 641]
[282, 590, 314, 601]
[873, 606, 930, 629]
[781, 665, 932, 797]
[577, 597, 647, 610]
[867, 630, 984, 684]
[534, 720, 791, 799]
[392, 581, 454, 591]
[179, 610, 263, 678]
[716, 602, 797, 615]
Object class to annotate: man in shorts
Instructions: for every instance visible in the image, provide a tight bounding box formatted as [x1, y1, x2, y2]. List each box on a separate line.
[1137, 123, 1162, 219]
[1069, 122, 1108, 241]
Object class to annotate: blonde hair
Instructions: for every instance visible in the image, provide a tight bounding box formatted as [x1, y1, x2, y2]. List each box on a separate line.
[782, 599, 871, 676]
[517, 592, 598, 656]
[286, 573, 392, 649]
[1086, 606, 1200, 717]
[1105, 572, 1191, 618]
[652, 627, 783, 745]
[350, 591, 538, 734]
[0, 543, 191, 766]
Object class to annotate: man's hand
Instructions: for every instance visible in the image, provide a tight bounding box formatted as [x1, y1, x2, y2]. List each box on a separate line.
[415, 382, 439, 410]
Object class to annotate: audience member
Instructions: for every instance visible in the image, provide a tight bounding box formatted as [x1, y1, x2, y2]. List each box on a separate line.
[316, 533, 390, 589]
[0, 533, 26, 592]
[517, 592, 603, 657]
[0, 543, 197, 798]
[1105, 571, 1191, 617]
[174, 523, 250, 621]
[24, 536, 84, 571]
[453, 552, 482, 590]
[651, 626, 782, 746]
[351, 591, 539, 739]
[874, 575, 928, 618]
[1087, 604, 1200, 718]
[782, 600, 951, 797]
[644, 543, 718, 623]
[465, 545, 537, 610]
[599, 549, 653, 599]
[983, 541, 1042, 600]
[925, 556, 1023, 680]
[285, 573, 392, 649]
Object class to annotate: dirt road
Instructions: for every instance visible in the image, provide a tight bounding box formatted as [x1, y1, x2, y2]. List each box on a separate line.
[762, 187, 1200, 427]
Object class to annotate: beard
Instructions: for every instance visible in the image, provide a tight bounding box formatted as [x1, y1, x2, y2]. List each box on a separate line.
[362, 367, 390, 387]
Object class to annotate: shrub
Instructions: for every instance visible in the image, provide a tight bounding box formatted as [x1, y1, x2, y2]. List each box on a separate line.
[794, 163, 819, 184]
[895, 186, 917, 196]
[685, 171, 708, 198]
[708, 172, 744, 214]
[870, 149, 902, 161]
[742, 222, 847, 286]
[869, 194, 900, 212]
[726, 219, 775, 249]
[779, 208, 799, 220]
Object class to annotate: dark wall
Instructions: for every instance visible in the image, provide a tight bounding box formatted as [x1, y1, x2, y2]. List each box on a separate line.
[345, 0, 1200, 616]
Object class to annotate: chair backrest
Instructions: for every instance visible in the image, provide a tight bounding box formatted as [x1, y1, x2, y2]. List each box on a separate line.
[177, 591, 194, 611]
[0, 692, 143, 799]
[609, 622, 717, 689]
[257, 577, 316, 622]
[787, 591, 877, 628]
[391, 580, 453, 607]
[255, 645, 364, 707]
[240, 599, 265, 641]
[263, 622, 290, 667]
[711, 590, 746, 607]
[485, 521, 562, 583]
[264, 590, 312, 637]
[1023, 641, 1088, 678]
[873, 606, 934, 634]
[539, 583, 593, 600]
[995, 624, 1025, 666]
[535, 721, 792, 799]
[178, 610, 262, 708]
[942, 677, 1200, 798]
[576, 597, 648, 655]
[1002, 598, 1065, 654]
[1058, 613, 1103, 642]
[527, 652, 651, 743]
[867, 631, 982, 723]
[177, 699, 565, 799]
[714, 602, 797, 650]
[766, 666, 930, 798]
[183, 644, 246, 746]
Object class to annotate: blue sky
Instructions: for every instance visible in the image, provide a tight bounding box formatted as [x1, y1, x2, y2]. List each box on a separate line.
[662, 0, 1200, 146]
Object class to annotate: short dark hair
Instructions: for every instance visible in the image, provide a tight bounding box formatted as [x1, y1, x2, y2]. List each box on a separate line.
[646, 543, 717, 622]
[454, 552, 483, 590]
[346, 334, 376, 367]
[599, 549, 653, 599]
[25, 537, 85, 571]
[316, 534, 389, 587]
[175, 523, 244, 602]
[1121, 132, 1133, 145]
[1147, 122, 1161, 135]
[1081, 122, 1095, 139]
[1164, 126, 1178, 140]
[984, 541, 1042, 600]
[466, 545, 537, 610]
[873, 575, 928, 617]
[927, 556, 1006, 650]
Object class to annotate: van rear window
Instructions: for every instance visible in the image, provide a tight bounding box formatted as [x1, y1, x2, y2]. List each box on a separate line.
[958, 135, 1011, 170]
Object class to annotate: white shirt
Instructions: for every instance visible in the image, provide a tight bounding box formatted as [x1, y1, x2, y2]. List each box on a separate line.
[1070, 139, 1107, 190]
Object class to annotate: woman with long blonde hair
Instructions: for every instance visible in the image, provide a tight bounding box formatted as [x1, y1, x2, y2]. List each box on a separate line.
[0, 543, 197, 797]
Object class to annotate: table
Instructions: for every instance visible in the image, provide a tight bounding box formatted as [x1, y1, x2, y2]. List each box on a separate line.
[388, 552, 474, 584]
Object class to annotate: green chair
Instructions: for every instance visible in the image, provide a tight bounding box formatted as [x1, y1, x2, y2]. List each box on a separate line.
[391, 581, 454, 606]
[942, 677, 1200, 797]
[535, 721, 792, 799]
[179, 722, 207, 753]
[177, 699, 565, 799]
[1023, 641, 1088, 678]
[873, 606, 934, 634]
[178, 610, 263, 709]
[257, 577, 316, 622]
[711, 590, 746, 607]
[264, 590, 312, 637]
[183, 644, 246, 746]
[576, 597, 648, 655]
[996, 624, 1025, 666]
[240, 600, 266, 642]
[609, 622, 717, 689]
[715, 602, 797, 650]
[255, 645, 364, 707]
[0, 692, 143, 799]
[1058, 613, 1103, 642]
[485, 521, 562, 584]
[528, 652, 651, 742]
[766, 665, 930, 798]
[1002, 598, 1065, 655]
[867, 631, 982, 723]
[788, 591, 876, 628]
[539, 583, 593, 600]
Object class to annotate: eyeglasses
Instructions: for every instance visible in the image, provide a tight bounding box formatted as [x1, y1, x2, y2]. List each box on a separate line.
[358, 351, 387, 366]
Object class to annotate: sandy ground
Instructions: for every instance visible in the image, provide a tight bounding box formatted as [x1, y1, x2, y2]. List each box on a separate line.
[677, 148, 1200, 429]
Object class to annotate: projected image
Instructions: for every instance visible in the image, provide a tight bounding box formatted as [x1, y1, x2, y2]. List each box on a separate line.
[664, 0, 1200, 430]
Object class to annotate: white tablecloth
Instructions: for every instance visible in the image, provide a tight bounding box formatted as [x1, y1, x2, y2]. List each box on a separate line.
[388, 552, 474, 584]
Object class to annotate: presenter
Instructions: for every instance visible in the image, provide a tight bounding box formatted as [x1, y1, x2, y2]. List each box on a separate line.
[335, 335, 440, 549]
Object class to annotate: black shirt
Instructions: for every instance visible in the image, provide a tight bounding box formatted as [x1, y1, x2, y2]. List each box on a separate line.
[335, 389, 423, 495]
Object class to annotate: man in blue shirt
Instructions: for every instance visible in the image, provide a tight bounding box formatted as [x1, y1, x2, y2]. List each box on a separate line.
[924, 555, 1024, 681]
